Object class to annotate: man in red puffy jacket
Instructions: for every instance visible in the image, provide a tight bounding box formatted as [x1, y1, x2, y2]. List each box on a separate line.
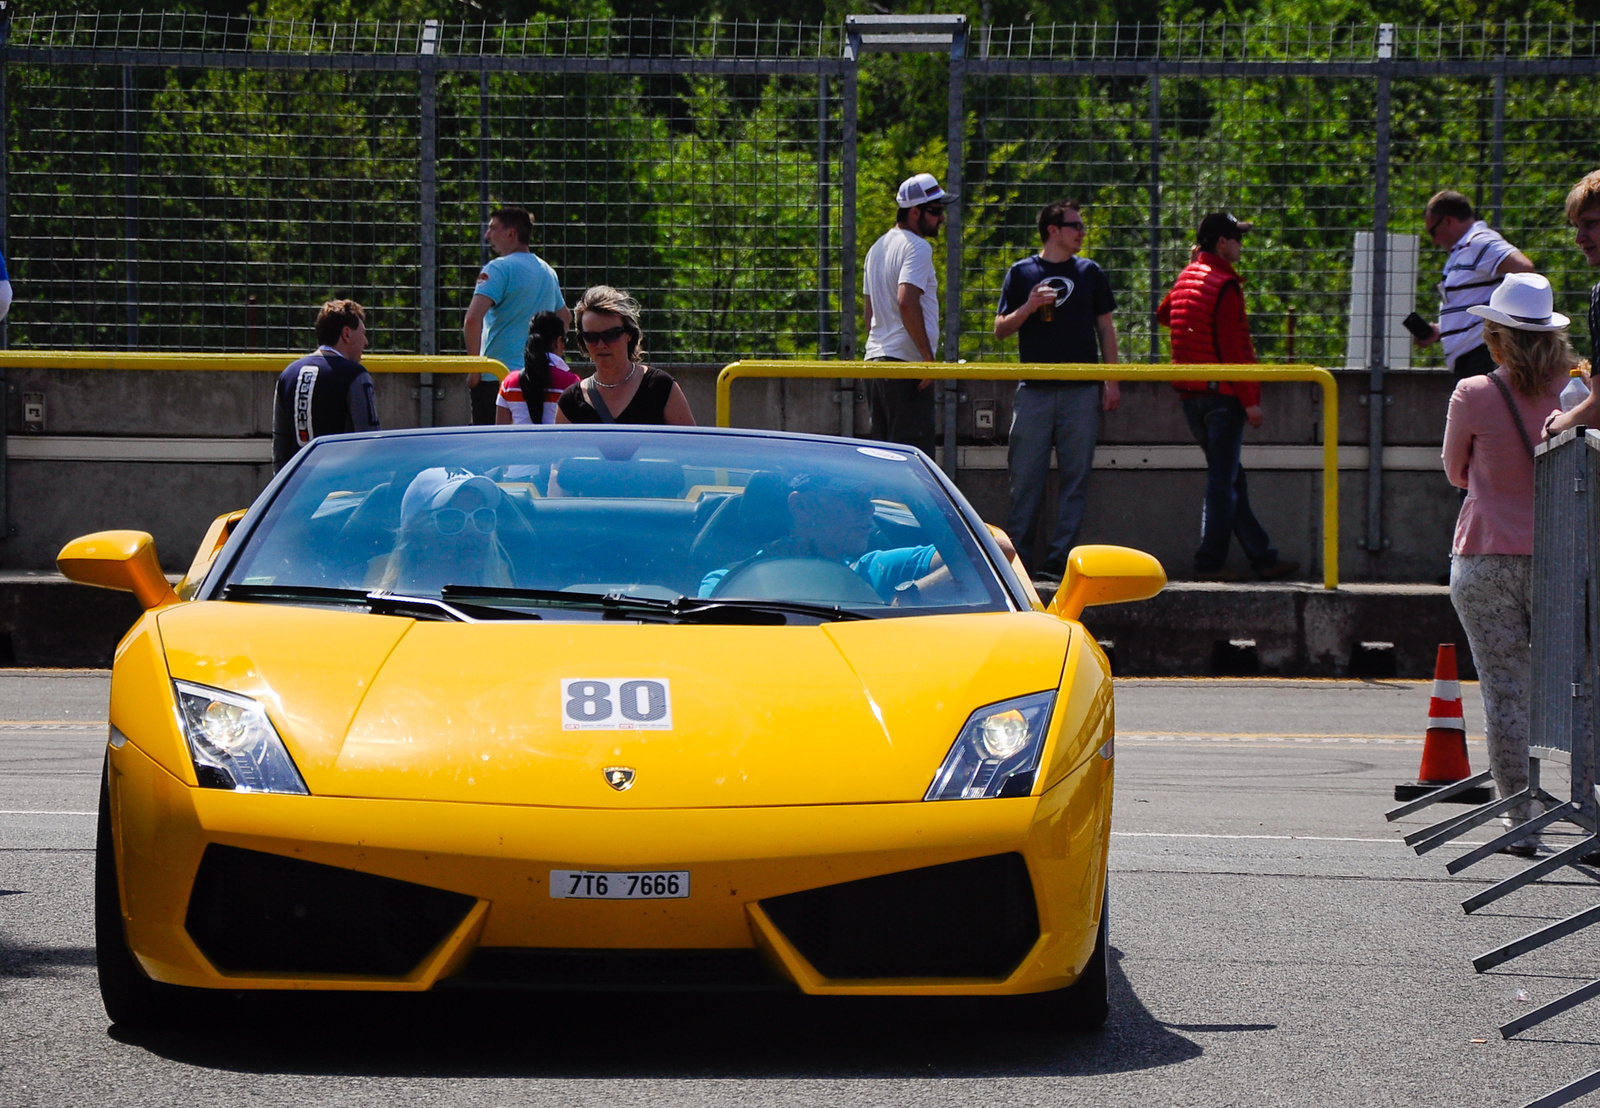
[1158, 213, 1298, 581]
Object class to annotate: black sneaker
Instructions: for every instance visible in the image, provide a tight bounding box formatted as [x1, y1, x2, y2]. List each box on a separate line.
[1255, 559, 1300, 581]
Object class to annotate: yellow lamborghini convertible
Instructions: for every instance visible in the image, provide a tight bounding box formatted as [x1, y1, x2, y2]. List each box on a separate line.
[59, 425, 1163, 1029]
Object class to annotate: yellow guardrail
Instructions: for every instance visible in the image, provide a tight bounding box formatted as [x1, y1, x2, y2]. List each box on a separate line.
[717, 359, 1340, 590]
[0, 351, 507, 375]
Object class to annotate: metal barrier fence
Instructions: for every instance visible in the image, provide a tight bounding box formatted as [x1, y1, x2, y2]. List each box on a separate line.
[717, 359, 1340, 588]
[1387, 428, 1600, 1108]
[4, 15, 1600, 554]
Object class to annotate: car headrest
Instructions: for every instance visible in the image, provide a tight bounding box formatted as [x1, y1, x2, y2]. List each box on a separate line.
[738, 470, 791, 543]
[554, 457, 686, 499]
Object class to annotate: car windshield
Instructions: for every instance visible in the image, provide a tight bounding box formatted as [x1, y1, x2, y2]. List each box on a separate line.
[217, 429, 1013, 619]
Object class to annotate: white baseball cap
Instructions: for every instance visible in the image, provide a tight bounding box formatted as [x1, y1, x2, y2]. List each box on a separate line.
[896, 172, 957, 209]
[399, 467, 503, 529]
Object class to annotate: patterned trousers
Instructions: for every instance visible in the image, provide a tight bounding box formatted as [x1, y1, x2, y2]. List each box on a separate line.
[1449, 553, 1535, 824]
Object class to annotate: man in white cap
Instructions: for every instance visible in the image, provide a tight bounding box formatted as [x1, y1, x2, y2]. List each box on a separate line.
[861, 172, 954, 456]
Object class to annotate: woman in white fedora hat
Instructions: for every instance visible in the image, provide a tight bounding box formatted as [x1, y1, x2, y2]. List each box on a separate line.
[1443, 271, 1579, 856]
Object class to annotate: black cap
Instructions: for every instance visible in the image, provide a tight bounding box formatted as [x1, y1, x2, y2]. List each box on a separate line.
[1197, 212, 1254, 251]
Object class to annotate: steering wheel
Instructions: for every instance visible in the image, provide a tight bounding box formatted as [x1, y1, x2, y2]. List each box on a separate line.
[713, 557, 884, 606]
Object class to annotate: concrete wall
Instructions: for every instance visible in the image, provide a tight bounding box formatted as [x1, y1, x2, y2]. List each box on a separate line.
[2, 362, 1458, 581]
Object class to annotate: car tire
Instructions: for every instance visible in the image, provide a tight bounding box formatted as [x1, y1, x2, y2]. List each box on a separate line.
[95, 759, 190, 1029]
[1026, 884, 1109, 1031]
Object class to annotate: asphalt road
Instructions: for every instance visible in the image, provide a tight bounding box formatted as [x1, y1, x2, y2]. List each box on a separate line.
[3, 671, 1598, 1108]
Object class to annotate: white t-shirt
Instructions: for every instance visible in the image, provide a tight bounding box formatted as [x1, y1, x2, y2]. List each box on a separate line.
[864, 226, 938, 361]
[1439, 220, 1518, 370]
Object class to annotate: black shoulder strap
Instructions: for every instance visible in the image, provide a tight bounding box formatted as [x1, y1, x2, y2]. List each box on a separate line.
[1486, 371, 1537, 461]
[581, 376, 617, 424]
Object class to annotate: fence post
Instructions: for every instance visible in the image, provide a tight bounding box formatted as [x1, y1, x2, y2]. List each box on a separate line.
[0, 43, 7, 545]
[417, 20, 440, 426]
[1147, 72, 1162, 363]
[121, 66, 139, 351]
[840, 61, 858, 434]
[942, 22, 966, 477]
[479, 69, 490, 268]
[817, 72, 831, 359]
[1490, 66, 1506, 228]
[1366, 25, 1394, 554]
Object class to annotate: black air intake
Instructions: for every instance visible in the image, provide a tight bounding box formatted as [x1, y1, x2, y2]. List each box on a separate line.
[443, 948, 791, 991]
[760, 853, 1038, 979]
[185, 844, 476, 977]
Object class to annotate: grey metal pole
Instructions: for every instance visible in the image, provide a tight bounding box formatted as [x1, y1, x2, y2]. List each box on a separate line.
[942, 29, 965, 478]
[840, 63, 858, 436]
[818, 72, 831, 358]
[1366, 39, 1393, 555]
[1148, 73, 1162, 363]
[418, 58, 437, 425]
[1490, 67, 1506, 228]
[121, 67, 139, 351]
[479, 70, 491, 268]
[0, 52, 8, 544]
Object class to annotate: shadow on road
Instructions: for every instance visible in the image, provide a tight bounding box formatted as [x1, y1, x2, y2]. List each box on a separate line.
[0, 936, 96, 976]
[115, 948, 1204, 1079]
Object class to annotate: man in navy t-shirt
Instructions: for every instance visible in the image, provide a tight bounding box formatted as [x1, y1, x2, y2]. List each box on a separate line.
[993, 199, 1121, 583]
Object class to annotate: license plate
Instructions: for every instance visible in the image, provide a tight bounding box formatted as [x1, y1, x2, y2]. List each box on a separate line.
[550, 870, 690, 900]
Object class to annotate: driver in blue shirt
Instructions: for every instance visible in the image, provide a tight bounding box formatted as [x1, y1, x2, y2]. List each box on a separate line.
[698, 473, 945, 602]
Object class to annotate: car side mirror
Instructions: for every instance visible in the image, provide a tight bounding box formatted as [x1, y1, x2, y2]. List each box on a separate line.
[177, 510, 246, 600]
[57, 530, 180, 610]
[1048, 544, 1166, 622]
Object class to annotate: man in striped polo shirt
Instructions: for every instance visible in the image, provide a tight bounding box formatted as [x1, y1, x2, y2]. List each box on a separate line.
[1416, 190, 1534, 380]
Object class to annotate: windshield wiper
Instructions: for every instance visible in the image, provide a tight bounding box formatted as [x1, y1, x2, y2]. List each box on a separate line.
[442, 586, 868, 624]
[223, 583, 369, 606]
[222, 584, 537, 623]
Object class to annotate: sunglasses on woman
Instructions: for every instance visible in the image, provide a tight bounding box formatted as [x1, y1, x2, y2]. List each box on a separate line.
[431, 507, 498, 536]
[580, 325, 629, 345]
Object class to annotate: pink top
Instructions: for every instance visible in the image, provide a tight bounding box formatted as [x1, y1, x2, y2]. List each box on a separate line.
[1441, 367, 1562, 555]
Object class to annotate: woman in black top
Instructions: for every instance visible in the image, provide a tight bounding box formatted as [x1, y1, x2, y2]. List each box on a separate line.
[555, 286, 696, 426]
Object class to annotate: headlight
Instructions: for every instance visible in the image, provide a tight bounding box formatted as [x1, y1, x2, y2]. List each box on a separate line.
[173, 681, 309, 794]
[925, 690, 1055, 800]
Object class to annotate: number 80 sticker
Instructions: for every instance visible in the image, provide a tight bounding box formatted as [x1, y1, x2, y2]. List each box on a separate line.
[561, 678, 673, 731]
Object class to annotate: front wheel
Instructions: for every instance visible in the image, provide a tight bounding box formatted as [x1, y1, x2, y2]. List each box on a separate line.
[95, 759, 193, 1028]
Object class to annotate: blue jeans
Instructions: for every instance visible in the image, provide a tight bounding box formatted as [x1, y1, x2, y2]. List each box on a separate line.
[1006, 382, 1101, 575]
[1181, 393, 1278, 572]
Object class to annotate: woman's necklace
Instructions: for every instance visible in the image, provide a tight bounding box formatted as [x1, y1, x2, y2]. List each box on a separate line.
[594, 362, 639, 389]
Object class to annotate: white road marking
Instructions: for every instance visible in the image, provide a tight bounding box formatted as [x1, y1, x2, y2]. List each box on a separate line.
[1115, 731, 1483, 744]
[1113, 831, 1404, 844]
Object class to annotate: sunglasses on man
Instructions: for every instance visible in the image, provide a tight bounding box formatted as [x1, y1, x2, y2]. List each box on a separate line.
[580, 325, 629, 345]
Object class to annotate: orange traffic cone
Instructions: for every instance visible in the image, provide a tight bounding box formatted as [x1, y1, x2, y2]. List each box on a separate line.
[1394, 644, 1493, 803]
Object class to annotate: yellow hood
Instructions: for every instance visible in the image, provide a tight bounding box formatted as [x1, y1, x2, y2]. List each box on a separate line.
[159, 603, 1071, 808]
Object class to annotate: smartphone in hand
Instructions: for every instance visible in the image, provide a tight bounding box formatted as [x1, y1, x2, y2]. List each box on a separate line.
[1402, 312, 1433, 341]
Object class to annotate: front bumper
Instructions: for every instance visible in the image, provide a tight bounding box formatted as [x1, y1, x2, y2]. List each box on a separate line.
[108, 737, 1111, 996]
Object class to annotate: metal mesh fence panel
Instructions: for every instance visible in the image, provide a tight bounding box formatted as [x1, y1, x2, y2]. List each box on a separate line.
[4, 16, 1600, 364]
[1, 14, 846, 361]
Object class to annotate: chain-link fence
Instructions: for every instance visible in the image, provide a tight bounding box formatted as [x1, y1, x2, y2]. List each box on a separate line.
[3, 15, 1600, 368]
[1, 14, 848, 360]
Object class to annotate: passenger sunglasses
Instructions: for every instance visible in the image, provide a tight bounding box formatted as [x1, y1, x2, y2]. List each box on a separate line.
[920, 204, 947, 217]
[1056, 220, 1085, 231]
[580, 325, 629, 345]
[431, 507, 498, 536]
